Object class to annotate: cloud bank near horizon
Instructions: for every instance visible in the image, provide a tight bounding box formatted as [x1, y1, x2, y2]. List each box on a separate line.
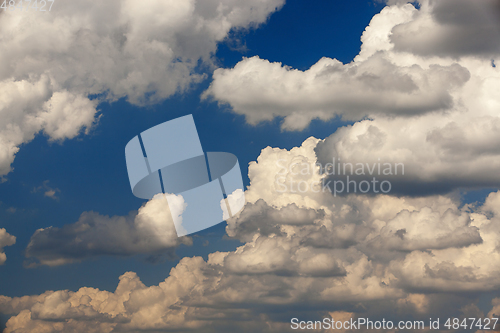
[3, 137, 500, 332]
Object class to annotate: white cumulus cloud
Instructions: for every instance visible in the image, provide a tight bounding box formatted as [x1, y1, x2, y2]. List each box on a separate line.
[3, 0, 500, 331]
[25, 194, 191, 266]
[0, 0, 284, 176]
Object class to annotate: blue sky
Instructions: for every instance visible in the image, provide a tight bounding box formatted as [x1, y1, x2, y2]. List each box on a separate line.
[0, 0, 500, 332]
[0, 0, 385, 298]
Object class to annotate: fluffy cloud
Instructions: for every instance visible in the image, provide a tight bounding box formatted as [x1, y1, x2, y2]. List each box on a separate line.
[0, 228, 16, 265]
[4, 138, 500, 331]
[314, 92, 500, 195]
[203, 53, 470, 130]
[391, 0, 500, 58]
[3, 1, 500, 331]
[0, 0, 284, 176]
[204, 0, 500, 194]
[204, 2, 498, 131]
[25, 194, 191, 266]
[203, 1, 500, 196]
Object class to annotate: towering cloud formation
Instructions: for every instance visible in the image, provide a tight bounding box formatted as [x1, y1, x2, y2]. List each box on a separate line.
[2, 137, 500, 332]
[206, 1, 500, 195]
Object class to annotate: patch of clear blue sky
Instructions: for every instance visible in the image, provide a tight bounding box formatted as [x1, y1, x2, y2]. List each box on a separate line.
[0, 0, 394, 300]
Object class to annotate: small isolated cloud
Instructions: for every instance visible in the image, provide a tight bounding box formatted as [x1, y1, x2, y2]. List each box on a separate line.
[43, 190, 57, 199]
[0, 228, 16, 265]
[31, 180, 60, 200]
[25, 194, 191, 266]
